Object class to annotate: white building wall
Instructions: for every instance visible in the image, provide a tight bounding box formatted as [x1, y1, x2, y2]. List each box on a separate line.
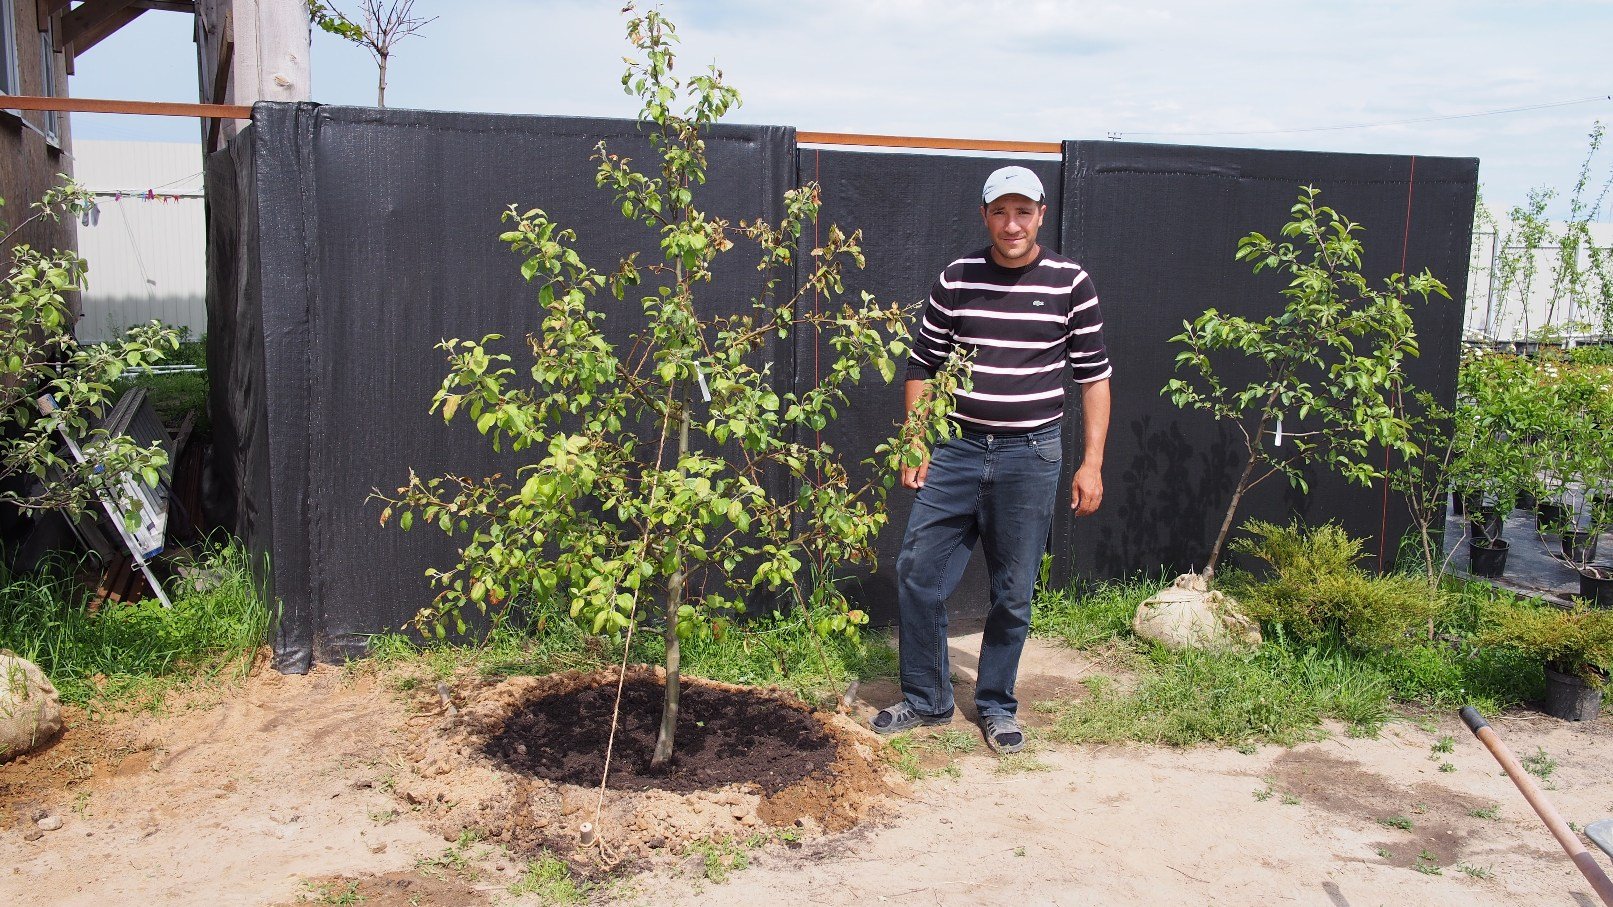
[73, 140, 208, 343]
[1468, 207, 1613, 342]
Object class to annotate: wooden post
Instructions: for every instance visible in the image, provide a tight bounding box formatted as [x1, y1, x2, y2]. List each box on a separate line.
[195, 0, 308, 150]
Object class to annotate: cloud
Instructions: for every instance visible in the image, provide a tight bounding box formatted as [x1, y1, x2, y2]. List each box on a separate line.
[65, 0, 1613, 216]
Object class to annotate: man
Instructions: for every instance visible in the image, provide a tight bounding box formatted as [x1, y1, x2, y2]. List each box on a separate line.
[870, 165, 1111, 754]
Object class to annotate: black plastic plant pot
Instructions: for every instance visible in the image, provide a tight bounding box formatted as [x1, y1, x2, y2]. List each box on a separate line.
[1543, 664, 1603, 722]
[1561, 530, 1600, 565]
[1469, 538, 1509, 577]
[1580, 564, 1613, 609]
[1451, 489, 1467, 516]
[1535, 501, 1567, 533]
[1516, 489, 1537, 512]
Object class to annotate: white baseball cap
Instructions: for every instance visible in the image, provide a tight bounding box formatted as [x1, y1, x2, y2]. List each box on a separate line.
[982, 166, 1045, 204]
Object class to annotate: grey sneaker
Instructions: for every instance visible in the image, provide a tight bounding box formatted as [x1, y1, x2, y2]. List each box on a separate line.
[981, 714, 1025, 754]
[870, 701, 951, 734]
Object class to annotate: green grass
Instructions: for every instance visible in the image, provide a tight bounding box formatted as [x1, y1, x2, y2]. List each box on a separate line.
[116, 332, 211, 438]
[883, 733, 925, 780]
[1521, 747, 1557, 782]
[0, 540, 267, 709]
[298, 879, 365, 905]
[509, 852, 589, 902]
[1033, 574, 1161, 649]
[1029, 568, 1546, 749]
[684, 837, 754, 884]
[1040, 637, 1395, 747]
[363, 604, 897, 709]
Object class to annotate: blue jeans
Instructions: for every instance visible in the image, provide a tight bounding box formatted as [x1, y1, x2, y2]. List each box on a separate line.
[895, 422, 1062, 720]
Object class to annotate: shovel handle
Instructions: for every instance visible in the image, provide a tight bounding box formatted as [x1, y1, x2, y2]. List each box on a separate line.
[1462, 707, 1613, 906]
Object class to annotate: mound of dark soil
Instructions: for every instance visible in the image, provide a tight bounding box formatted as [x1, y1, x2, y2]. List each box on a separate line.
[484, 676, 837, 794]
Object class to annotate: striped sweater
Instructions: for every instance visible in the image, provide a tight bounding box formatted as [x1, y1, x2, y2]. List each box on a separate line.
[906, 247, 1111, 431]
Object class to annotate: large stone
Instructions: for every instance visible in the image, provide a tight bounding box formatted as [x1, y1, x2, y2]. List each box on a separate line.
[1132, 574, 1263, 651]
[0, 651, 64, 761]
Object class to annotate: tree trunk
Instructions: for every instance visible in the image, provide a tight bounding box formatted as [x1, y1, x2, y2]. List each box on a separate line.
[1203, 445, 1260, 581]
[1204, 398, 1280, 580]
[376, 52, 388, 107]
[651, 394, 691, 769]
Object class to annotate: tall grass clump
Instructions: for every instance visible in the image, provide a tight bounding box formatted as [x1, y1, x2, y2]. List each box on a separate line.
[1032, 573, 1161, 650]
[0, 540, 267, 707]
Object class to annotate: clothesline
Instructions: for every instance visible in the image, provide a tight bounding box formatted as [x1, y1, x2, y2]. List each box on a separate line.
[92, 189, 205, 202]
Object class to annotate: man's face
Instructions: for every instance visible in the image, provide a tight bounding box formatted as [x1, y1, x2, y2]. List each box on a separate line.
[981, 194, 1045, 266]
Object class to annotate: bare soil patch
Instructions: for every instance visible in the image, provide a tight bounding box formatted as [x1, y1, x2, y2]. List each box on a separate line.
[395, 667, 895, 872]
[3, 637, 1612, 906]
[486, 676, 837, 793]
[273, 871, 486, 907]
[1271, 748, 1490, 867]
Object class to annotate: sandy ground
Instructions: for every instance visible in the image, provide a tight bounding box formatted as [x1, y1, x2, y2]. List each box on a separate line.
[2, 635, 1611, 907]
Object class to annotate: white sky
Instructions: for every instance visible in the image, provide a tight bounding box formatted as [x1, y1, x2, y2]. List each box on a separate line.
[66, 0, 1613, 218]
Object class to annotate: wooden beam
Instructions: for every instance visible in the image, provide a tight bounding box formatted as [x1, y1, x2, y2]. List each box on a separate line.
[798, 131, 1062, 155]
[69, 7, 147, 56]
[36, 0, 71, 27]
[63, 0, 144, 57]
[0, 94, 251, 117]
[209, 39, 233, 105]
[133, 0, 196, 12]
[206, 39, 234, 149]
[62, 0, 137, 43]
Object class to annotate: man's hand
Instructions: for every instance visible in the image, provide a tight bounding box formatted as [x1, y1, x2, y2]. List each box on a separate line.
[1071, 378, 1109, 516]
[900, 379, 933, 490]
[1071, 463, 1103, 515]
[902, 457, 930, 490]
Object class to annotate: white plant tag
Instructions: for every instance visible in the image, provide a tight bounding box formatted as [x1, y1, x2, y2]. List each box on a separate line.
[695, 363, 711, 403]
[1275, 416, 1284, 447]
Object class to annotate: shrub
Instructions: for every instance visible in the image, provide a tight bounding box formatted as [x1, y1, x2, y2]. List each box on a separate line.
[1231, 520, 1444, 651]
[1476, 601, 1613, 688]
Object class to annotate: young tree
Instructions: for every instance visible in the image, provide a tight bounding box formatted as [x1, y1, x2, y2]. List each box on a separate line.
[2, 179, 177, 524]
[1388, 390, 1460, 588]
[379, 8, 960, 767]
[1163, 187, 1449, 581]
[307, 0, 436, 107]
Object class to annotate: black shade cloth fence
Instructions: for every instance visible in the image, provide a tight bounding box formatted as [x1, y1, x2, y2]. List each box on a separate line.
[206, 102, 1476, 672]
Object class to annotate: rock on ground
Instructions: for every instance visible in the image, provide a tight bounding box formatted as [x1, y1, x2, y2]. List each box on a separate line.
[0, 651, 63, 762]
[1133, 573, 1262, 651]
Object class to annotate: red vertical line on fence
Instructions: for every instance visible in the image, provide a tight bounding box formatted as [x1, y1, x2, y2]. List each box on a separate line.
[1379, 155, 1418, 571]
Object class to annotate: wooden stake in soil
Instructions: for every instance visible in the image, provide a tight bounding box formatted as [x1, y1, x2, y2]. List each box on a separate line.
[588, 385, 678, 866]
[1462, 706, 1613, 906]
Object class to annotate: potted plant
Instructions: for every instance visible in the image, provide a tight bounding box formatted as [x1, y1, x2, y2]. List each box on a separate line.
[1527, 351, 1613, 603]
[1450, 381, 1526, 578]
[1478, 602, 1613, 721]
